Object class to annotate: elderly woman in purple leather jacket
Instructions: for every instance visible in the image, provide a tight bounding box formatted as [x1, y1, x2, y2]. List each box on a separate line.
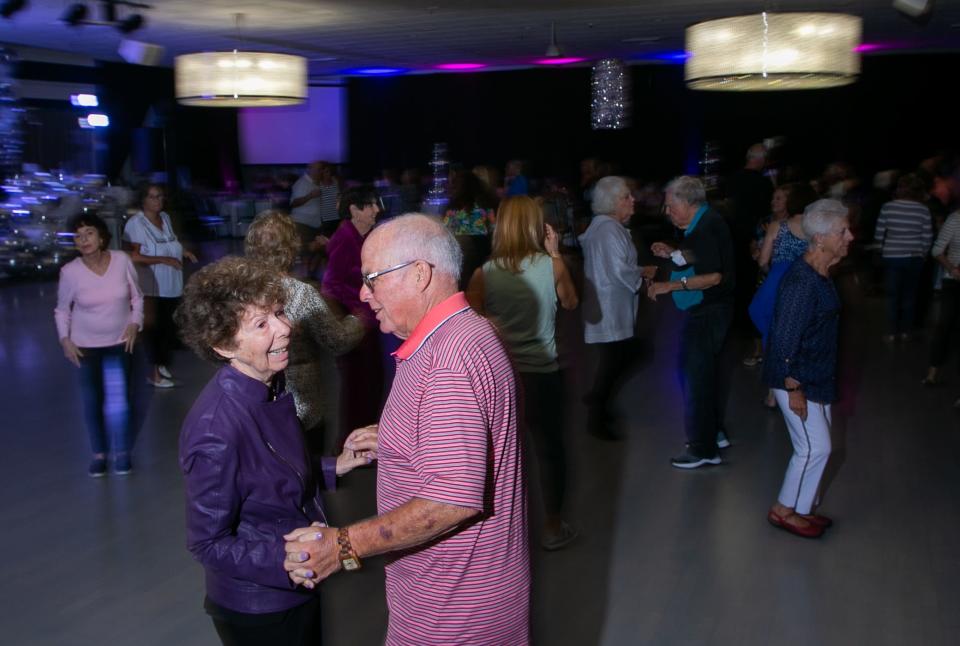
[175, 257, 377, 646]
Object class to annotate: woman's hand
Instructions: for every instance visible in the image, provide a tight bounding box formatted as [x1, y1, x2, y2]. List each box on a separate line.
[61, 338, 83, 368]
[335, 424, 379, 476]
[650, 242, 675, 259]
[544, 223, 561, 257]
[788, 390, 807, 421]
[183, 250, 198, 263]
[164, 256, 183, 270]
[308, 235, 329, 253]
[121, 324, 139, 353]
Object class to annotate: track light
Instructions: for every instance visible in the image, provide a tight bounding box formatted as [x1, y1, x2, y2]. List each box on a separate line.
[61, 3, 88, 26]
[60, 2, 149, 33]
[1, 0, 28, 19]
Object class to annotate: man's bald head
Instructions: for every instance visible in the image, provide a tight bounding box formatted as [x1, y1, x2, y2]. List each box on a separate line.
[367, 214, 463, 284]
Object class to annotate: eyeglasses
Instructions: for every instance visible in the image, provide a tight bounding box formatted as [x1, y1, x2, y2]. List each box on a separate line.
[361, 259, 418, 291]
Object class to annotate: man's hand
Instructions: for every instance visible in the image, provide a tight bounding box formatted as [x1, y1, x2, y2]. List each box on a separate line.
[641, 265, 658, 280]
[646, 281, 673, 301]
[283, 525, 341, 589]
[336, 424, 379, 476]
[183, 250, 198, 263]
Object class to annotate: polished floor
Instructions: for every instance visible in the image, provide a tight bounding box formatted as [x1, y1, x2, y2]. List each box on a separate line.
[2, 255, 959, 646]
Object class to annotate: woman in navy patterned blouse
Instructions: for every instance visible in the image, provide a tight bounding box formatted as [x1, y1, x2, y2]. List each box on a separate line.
[763, 199, 853, 539]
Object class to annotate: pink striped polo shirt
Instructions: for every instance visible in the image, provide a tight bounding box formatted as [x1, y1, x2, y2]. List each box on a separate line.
[378, 292, 530, 645]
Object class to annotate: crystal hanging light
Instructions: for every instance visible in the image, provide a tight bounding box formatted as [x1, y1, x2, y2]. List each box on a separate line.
[591, 58, 630, 130]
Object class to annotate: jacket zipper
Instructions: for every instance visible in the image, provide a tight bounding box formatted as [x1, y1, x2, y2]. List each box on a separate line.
[264, 438, 329, 526]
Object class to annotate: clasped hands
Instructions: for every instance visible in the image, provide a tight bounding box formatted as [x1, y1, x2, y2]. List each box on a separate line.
[283, 521, 340, 589]
[283, 425, 378, 589]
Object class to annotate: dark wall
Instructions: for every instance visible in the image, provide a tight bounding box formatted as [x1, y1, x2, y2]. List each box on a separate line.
[98, 62, 241, 190]
[11, 57, 241, 190]
[347, 54, 960, 184]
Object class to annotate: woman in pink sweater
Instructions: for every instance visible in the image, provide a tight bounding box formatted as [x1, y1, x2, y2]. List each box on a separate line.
[55, 213, 143, 477]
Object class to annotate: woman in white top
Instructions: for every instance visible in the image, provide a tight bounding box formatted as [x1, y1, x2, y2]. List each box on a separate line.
[467, 195, 579, 550]
[924, 210, 960, 390]
[55, 212, 143, 476]
[123, 183, 196, 387]
[578, 176, 656, 439]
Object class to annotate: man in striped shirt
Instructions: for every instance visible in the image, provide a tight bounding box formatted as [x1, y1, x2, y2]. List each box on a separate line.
[284, 214, 530, 645]
[874, 173, 933, 340]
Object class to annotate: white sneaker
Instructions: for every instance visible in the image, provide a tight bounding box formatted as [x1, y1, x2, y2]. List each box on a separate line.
[148, 376, 175, 388]
[157, 365, 173, 379]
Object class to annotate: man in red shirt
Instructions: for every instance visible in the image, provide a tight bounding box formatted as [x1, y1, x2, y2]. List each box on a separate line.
[284, 214, 530, 645]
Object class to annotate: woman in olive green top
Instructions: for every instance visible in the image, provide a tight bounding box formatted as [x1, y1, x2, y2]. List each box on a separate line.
[466, 195, 578, 550]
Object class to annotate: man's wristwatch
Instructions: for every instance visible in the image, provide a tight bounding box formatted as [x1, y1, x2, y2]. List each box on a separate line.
[337, 527, 362, 571]
[680, 276, 689, 290]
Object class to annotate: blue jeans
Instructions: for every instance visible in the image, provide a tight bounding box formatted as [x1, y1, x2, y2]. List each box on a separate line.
[679, 304, 733, 459]
[77, 344, 133, 454]
[883, 256, 924, 335]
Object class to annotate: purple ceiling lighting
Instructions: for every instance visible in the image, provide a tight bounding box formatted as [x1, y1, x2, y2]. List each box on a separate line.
[435, 62, 487, 71]
[534, 56, 587, 65]
[855, 43, 888, 53]
[341, 67, 408, 76]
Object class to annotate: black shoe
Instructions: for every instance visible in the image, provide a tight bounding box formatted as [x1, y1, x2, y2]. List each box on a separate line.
[88, 457, 107, 478]
[670, 452, 721, 469]
[114, 453, 133, 475]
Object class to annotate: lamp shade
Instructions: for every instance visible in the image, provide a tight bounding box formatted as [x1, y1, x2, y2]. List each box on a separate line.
[175, 51, 307, 107]
[685, 13, 861, 91]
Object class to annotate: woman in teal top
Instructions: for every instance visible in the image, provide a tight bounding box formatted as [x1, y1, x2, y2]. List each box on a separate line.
[467, 195, 578, 550]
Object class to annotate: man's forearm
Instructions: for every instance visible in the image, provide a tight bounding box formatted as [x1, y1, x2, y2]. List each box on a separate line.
[348, 497, 479, 558]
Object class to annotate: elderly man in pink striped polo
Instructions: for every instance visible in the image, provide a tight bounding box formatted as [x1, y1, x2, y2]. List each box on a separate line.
[284, 213, 530, 645]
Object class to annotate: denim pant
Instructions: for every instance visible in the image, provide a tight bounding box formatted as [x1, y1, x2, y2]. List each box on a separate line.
[78, 344, 133, 454]
[883, 256, 924, 335]
[679, 304, 732, 459]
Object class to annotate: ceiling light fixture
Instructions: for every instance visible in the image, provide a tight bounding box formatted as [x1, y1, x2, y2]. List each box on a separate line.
[685, 12, 861, 91]
[175, 51, 307, 107]
[175, 14, 307, 107]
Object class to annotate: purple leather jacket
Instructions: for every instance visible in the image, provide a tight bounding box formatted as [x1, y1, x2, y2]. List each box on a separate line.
[179, 365, 337, 614]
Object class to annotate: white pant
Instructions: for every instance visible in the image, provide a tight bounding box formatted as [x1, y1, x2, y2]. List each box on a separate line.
[773, 389, 832, 515]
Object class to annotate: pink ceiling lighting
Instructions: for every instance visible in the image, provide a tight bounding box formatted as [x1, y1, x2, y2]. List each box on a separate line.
[435, 63, 487, 71]
[534, 57, 587, 65]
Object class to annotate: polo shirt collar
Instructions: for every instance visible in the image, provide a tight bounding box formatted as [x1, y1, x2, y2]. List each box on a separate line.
[394, 292, 471, 361]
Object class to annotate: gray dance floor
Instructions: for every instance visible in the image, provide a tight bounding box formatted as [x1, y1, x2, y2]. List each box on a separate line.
[2, 258, 959, 645]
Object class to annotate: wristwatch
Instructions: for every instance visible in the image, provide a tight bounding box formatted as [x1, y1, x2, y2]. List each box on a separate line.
[680, 276, 689, 290]
[337, 527, 361, 571]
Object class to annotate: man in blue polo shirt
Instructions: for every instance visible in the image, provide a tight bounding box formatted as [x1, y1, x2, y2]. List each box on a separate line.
[647, 175, 736, 469]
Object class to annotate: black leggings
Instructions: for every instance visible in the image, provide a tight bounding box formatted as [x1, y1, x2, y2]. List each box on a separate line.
[206, 596, 321, 646]
[143, 296, 179, 367]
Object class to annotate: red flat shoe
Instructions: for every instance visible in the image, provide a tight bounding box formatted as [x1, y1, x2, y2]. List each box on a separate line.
[798, 513, 833, 528]
[767, 508, 824, 539]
